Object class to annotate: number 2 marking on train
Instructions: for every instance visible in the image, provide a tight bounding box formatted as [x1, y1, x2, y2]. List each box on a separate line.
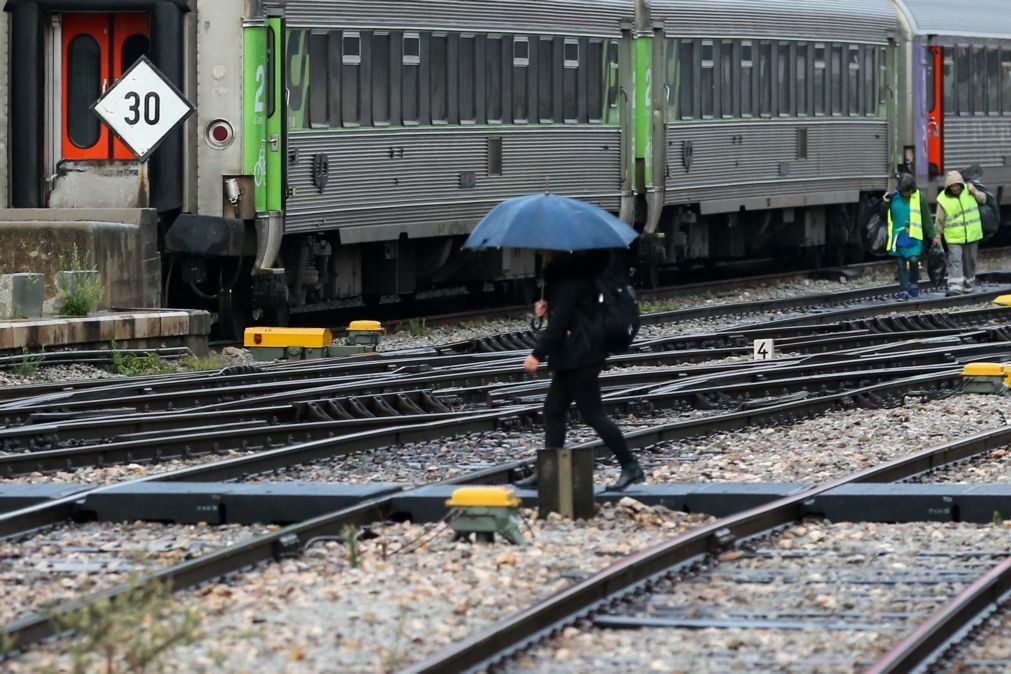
[254, 65, 266, 114]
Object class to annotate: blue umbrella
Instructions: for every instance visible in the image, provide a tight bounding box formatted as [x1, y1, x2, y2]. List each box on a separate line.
[463, 193, 639, 251]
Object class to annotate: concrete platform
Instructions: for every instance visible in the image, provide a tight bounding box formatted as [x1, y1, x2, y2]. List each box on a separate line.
[0, 308, 211, 355]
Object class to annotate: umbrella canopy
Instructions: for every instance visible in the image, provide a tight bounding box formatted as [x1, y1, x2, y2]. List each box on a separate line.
[462, 193, 639, 251]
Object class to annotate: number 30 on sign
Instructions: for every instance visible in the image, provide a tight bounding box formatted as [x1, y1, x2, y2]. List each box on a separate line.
[753, 339, 775, 361]
[91, 56, 195, 163]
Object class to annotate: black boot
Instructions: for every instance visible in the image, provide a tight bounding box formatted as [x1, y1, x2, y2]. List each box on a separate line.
[606, 462, 645, 492]
[514, 472, 538, 488]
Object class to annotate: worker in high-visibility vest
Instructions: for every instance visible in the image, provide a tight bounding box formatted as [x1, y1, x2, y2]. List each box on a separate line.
[882, 174, 936, 301]
[935, 170, 986, 296]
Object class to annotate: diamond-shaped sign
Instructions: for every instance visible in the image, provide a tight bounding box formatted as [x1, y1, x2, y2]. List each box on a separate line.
[91, 55, 195, 162]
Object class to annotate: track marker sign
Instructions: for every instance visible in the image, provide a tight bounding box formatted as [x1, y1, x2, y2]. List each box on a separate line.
[91, 55, 195, 162]
[753, 339, 775, 361]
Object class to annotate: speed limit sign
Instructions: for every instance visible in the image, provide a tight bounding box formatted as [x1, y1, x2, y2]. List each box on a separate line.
[91, 56, 195, 162]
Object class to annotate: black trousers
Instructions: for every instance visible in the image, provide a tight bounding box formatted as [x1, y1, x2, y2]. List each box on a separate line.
[543, 365, 634, 465]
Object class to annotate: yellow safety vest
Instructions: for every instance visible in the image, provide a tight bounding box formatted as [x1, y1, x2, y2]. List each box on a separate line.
[886, 189, 923, 252]
[936, 189, 982, 244]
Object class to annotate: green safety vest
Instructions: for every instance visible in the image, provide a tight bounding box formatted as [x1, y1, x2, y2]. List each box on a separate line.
[936, 189, 983, 244]
[886, 189, 923, 252]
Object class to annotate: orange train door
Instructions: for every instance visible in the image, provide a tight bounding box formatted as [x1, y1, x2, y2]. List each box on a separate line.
[926, 46, 943, 178]
[61, 12, 149, 161]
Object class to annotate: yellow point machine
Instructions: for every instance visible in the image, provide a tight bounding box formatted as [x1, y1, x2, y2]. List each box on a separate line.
[244, 321, 383, 361]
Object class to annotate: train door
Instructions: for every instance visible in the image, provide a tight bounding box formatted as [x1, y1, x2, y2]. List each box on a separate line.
[49, 12, 150, 206]
[926, 46, 943, 178]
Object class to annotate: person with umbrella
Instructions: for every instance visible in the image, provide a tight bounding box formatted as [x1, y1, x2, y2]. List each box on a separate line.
[464, 193, 646, 492]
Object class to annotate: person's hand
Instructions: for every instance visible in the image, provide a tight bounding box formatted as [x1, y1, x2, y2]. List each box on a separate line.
[533, 300, 548, 319]
[883, 192, 892, 202]
[523, 354, 540, 373]
[967, 183, 979, 195]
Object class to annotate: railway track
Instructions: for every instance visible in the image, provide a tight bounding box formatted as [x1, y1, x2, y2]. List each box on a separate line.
[5, 267, 1011, 669]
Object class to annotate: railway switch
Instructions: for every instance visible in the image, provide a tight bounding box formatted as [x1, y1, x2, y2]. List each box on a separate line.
[445, 487, 527, 546]
[961, 362, 1011, 394]
[243, 322, 383, 361]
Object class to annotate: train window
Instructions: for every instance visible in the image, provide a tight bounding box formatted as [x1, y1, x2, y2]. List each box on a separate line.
[797, 43, 809, 116]
[487, 36, 504, 123]
[564, 39, 579, 68]
[402, 52, 418, 125]
[460, 35, 478, 124]
[538, 37, 555, 123]
[342, 32, 361, 65]
[700, 40, 715, 118]
[121, 34, 148, 71]
[740, 41, 753, 117]
[813, 43, 826, 115]
[956, 46, 970, 114]
[267, 27, 276, 119]
[403, 33, 420, 65]
[988, 48, 1001, 114]
[1003, 49, 1011, 114]
[430, 34, 449, 124]
[514, 37, 530, 66]
[879, 46, 887, 109]
[848, 45, 861, 116]
[371, 32, 391, 126]
[973, 47, 987, 114]
[563, 39, 580, 122]
[308, 32, 329, 127]
[514, 37, 530, 122]
[67, 34, 102, 149]
[943, 48, 955, 113]
[587, 40, 604, 122]
[721, 41, 735, 117]
[777, 42, 791, 117]
[830, 44, 843, 115]
[607, 40, 619, 112]
[679, 40, 695, 119]
[865, 47, 876, 116]
[758, 41, 771, 117]
[341, 32, 361, 126]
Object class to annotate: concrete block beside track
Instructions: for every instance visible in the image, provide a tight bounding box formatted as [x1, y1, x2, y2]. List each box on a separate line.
[76, 482, 404, 525]
[0, 484, 94, 514]
[0, 273, 43, 319]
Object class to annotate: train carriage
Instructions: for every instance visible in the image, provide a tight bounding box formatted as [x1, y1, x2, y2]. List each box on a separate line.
[269, 0, 635, 310]
[891, 0, 1011, 217]
[638, 0, 900, 277]
[1, 0, 1009, 335]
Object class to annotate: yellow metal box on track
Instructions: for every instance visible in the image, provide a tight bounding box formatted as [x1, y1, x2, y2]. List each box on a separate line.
[243, 327, 333, 349]
[445, 486, 522, 509]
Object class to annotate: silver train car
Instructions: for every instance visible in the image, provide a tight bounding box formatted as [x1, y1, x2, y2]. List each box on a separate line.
[1, 0, 1009, 333]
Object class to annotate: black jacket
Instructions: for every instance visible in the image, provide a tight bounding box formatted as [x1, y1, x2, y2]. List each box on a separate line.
[531, 252, 608, 371]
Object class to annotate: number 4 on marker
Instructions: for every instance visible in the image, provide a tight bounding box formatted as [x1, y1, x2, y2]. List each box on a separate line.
[753, 339, 774, 361]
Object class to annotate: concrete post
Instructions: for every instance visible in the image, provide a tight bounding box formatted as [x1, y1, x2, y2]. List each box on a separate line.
[536, 447, 595, 520]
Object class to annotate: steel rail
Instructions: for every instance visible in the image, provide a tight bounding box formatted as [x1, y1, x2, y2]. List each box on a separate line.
[400, 421, 1011, 674]
[0, 373, 999, 659]
[864, 555, 1011, 674]
[0, 360, 961, 476]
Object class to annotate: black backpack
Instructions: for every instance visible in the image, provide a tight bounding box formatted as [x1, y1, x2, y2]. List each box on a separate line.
[594, 270, 640, 354]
